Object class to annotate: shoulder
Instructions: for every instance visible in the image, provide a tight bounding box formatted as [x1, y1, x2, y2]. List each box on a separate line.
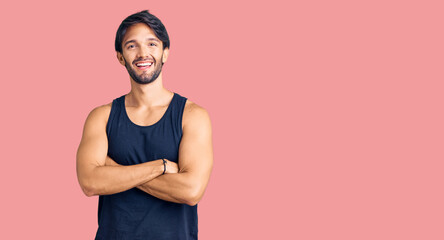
[182, 99, 212, 131]
[79, 101, 113, 140]
[84, 102, 113, 127]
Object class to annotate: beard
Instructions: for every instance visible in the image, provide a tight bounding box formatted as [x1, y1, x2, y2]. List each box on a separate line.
[123, 54, 163, 85]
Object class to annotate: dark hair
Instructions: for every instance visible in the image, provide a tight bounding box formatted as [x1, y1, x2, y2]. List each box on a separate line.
[115, 10, 170, 53]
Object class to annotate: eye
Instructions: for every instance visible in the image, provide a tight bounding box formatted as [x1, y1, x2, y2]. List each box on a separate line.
[149, 43, 157, 47]
[128, 44, 135, 49]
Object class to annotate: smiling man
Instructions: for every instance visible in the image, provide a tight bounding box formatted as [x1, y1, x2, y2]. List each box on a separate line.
[76, 10, 213, 240]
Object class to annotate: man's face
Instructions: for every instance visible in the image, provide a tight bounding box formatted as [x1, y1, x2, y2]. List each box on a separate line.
[117, 23, 169, 84]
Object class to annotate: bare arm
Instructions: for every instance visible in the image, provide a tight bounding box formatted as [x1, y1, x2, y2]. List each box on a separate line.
[76, 105, 165, 197]
[137, 102, 214, 206]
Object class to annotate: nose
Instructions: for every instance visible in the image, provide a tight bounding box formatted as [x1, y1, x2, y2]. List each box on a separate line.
[137, 45, 151, 59]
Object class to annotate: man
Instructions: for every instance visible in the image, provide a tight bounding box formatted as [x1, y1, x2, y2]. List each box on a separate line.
[76, 10, 213, 239]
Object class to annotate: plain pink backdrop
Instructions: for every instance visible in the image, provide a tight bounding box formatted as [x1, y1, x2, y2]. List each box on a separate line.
[0, 0, 443, 239]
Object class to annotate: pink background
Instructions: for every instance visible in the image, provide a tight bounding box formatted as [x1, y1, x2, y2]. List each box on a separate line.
[1, 0, 443, 239]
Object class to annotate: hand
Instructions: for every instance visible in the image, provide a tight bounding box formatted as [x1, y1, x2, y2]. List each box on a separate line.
[163, 159, 179, 174]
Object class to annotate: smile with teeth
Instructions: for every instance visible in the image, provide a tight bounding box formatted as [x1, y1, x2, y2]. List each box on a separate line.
[135, 62, 153, 70]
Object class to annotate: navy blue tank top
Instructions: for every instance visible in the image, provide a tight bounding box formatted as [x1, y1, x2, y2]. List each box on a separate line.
[95, 92, 198, 240]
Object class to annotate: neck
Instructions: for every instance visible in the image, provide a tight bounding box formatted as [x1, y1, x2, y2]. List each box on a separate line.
[126, 72, 172, 107]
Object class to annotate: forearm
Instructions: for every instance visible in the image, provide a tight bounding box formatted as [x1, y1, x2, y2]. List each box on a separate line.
[137, 172, 200, 206]
[81, 159, 164, 196]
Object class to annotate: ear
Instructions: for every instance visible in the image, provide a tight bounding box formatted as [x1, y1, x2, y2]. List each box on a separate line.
[116, 51, 126, 66]
[162, 48, 170, 64]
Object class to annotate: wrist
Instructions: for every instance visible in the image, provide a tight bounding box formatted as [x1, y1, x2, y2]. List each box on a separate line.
[157, 159, 165, 175]
[162, 159, 167, 175]
[151, 160, 164, 176]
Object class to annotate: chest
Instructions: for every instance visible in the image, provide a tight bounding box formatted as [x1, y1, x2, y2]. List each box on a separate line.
[125, 105, 169, 127]
[108, 124, 182, 165]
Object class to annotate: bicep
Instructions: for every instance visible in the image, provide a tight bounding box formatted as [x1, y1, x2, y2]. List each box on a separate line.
[178, 106, 213, 184]
[76, 107, 109, 180]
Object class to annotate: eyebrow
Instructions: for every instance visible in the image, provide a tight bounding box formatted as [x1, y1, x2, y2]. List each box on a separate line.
[124, 38, 161, 47]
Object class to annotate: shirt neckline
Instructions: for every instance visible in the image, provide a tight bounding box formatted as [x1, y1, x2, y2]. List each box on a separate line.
[122, 92, 176, 128]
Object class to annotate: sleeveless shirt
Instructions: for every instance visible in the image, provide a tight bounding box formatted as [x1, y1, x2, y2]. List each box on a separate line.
[95, 92, 198, 240]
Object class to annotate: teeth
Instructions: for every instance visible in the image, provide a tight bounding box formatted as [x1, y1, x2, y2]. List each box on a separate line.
[136, 62, 152, 67]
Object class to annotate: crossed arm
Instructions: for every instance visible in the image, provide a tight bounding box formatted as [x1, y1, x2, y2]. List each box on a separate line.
[76, 101, 213, 206]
